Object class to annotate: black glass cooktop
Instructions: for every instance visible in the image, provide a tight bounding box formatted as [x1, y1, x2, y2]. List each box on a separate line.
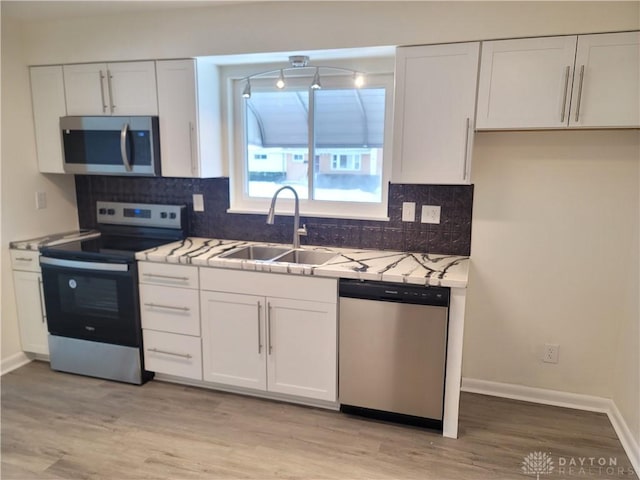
[40, 234, 178, 263]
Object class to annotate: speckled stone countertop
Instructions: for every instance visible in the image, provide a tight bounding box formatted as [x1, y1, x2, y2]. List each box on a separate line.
[136, 237, 469, 288]
[9, 230, 100, 251]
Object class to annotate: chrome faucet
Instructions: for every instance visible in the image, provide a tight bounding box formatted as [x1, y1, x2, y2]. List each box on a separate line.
[266, 186, 307, 249]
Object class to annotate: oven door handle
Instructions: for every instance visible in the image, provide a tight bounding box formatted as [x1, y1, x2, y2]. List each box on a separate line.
[40, 256, 129, 272]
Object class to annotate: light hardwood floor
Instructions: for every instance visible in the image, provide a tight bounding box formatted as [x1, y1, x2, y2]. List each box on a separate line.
[1, 361, 636, 480]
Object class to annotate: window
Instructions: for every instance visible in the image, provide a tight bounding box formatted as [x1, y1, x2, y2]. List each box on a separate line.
[231, 73, 393, 220]
[331, 153, 362, 171]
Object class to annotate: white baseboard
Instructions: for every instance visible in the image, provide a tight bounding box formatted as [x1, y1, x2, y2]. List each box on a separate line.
[461, 377, 639, 475]
[1, 352, 31, 376]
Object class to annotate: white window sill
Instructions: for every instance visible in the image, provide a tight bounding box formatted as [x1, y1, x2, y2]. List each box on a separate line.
[226, 208, 390, 223]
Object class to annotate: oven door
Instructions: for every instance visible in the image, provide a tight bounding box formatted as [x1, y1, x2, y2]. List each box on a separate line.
[40, 257, 141, 347]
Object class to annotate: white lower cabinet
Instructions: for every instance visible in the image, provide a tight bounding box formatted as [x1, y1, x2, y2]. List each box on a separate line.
[139, 262, 202, 380]
[11, 250, 48, 355]
[200, 269, 338, 403]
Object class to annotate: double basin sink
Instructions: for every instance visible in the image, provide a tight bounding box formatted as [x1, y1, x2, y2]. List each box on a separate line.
[218, 245, 338, 267]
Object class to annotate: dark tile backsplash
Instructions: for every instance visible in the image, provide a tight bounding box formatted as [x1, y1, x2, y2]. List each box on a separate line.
[75, 176, 473, 256]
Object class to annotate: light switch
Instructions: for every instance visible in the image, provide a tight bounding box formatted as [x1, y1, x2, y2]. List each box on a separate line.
[35, 191, 47, 210]
[421, 205, 441, 224]
[193, 194, 204, 212]
[402, 202, 416, 222]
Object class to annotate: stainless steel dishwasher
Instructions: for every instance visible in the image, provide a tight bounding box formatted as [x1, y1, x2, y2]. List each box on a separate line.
[339, 279, 449, 430]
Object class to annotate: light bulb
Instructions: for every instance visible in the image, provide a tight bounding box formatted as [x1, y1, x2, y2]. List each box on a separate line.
[310, 68, 321, 90]
[354, 73, 365, 88]
[242, 80, 251, 99]
[276, 69, 286, 89]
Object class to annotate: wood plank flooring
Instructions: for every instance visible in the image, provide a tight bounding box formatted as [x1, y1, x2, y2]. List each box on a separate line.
[1, 361, 636, 480]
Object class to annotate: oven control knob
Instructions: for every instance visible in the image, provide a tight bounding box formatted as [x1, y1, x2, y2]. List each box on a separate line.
[170, 213, 176, 219]
[98, 208, 107, 215]
[160, 212, 167, 219]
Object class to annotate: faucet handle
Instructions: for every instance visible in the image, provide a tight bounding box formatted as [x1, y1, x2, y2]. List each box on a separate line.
[298, 224, 308, 236]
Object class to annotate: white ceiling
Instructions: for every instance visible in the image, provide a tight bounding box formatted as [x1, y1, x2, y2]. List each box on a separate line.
[1, 0, 242, 22]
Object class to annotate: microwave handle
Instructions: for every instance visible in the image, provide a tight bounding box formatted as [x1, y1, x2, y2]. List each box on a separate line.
[120, 123, 133, 172]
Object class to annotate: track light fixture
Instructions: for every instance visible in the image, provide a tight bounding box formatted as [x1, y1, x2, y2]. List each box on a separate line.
[241, 55, 366, 99]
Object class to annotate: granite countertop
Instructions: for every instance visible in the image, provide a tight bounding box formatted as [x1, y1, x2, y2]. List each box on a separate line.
[9, 229, 100, 251]
[136, 237, 469, 288]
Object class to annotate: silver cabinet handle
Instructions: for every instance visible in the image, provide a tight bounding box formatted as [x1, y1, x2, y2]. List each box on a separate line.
[120, 122, 132, 172]
[37, 277, 46, 323]
[107, 69, 115, 113]
[560, 65, 570, 123]
[15, 257, 33, 262]
[462, 117, 471, 181]
[257, 301, 263, 354]
[188, 122, 197, 176]
[267, 302, 273, 355]
[142, 273, 189, 281]
[574, 64, 585, 122]
[147, 348, 192, 359]
[99, 70, 108, 113]
[143, 303, 190, 312]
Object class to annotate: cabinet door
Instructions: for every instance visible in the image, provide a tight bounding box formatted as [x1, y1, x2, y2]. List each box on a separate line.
[63, 63, 109, 115]
[569, 32, 640, 128]
[30, 66, 67, 173]
[201, 291, 267, 390]
[476, 36, 577, 129]
[266, 298, 337, 402]
[107, 61, 158, 115]
[392, 42, 479, 184]
[13, 271, 48, 355]
[156, 60, 199, 177]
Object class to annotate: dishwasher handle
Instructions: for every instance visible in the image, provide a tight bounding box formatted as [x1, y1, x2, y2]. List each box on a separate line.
[338, 279, 449, 307]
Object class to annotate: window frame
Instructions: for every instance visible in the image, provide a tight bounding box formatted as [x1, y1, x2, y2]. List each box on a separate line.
[229, 72, 393, 221]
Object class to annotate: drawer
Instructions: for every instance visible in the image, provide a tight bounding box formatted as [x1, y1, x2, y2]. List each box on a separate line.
[10, 250, 40, 272]
[140, 284, 200, 336]
[200, 268, 338, 304]
[143, 330, 202, 380]
[139, 262, 198, 289]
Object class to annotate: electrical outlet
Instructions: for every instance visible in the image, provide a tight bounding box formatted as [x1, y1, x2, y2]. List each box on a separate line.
[543, 344, 559, 364]
[402, 202, 416, 222]
[35, 191, 47, 210]
[193, 194, 204, 212]
[421, 205, 441, 224]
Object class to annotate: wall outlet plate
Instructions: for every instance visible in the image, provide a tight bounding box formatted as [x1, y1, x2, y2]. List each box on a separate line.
[421, 205, 441, 224]
[402, 202, 416, 222]
[193, 194, 204, 212]
[543, 344, 559, 364]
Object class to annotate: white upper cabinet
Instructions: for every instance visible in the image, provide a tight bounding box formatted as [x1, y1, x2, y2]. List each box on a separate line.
[477, 32, 640, 129]
[63, 61, 158, 116]
[29, 66, 66, 173]
[392, 42, 480, 185]
[569, 32, 640, 128]
[156, 59, 224, 178]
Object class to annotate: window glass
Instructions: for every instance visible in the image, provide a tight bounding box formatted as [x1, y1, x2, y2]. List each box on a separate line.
[232, 72, 393, 219]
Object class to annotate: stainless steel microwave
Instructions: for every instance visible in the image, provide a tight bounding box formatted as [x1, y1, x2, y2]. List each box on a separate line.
[60, 116, 161, 176]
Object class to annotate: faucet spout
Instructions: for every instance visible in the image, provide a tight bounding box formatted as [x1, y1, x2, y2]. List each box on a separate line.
[266, 186, 306, 249]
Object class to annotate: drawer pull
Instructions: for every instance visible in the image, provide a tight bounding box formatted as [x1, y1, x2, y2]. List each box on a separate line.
[143, 273, 189, 281]
[147, 348, 192, 359]
[15, 257, 33, 262]
[144, 302, 190, 312]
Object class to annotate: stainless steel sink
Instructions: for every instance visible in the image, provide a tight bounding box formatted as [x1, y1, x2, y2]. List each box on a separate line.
[218, 245, 292, 261]
[272, 249, 338, 266]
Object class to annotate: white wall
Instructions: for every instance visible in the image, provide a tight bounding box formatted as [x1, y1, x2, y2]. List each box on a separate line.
[2, 0, 638, 443]
[466, 130, 639, 407]
[1, 16, 79, 363]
